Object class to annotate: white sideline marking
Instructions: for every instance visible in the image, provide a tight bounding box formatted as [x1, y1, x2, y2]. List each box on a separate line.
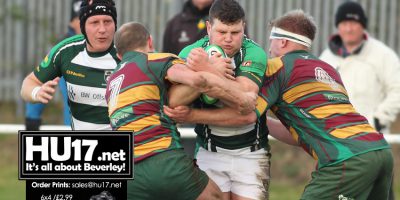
[1, 124, 400, 144]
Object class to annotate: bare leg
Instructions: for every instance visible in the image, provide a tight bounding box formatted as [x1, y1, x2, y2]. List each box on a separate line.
[222, 192, 231, 200]
[197, 178, 223, 200]
[231, 192, 258, 200]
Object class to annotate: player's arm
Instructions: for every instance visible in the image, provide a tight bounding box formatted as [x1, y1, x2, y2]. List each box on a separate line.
[186, 46, 264, 104]
[21, 72, 60, 103]
[166, 63, 206, 107]
[21, 38, 66, 104]
[168, 84, 200, 108]
[233, 45, 267, 94]
[167, 64, 256, 114]
[185, 48, 259, 109]
[186, 48, 235, 80]
[267, 117, 299, 146]
[165, 96, 267, 126]
[164, 105, 257, 126]
[233, 76, 259, 93]
[199, 73, 257, 114]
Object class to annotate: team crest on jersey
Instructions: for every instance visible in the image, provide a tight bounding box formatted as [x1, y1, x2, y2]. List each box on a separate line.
[242, 61, 252, 67]
[104, 70, 113, 82]
[315, 67, 339, 90]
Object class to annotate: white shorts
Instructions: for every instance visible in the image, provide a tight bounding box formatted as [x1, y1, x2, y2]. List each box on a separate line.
[196, 147, 271, 200]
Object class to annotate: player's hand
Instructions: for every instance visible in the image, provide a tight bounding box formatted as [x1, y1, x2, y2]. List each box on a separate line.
[163, 105, 191, 123]
[238, 92, 257, 115]
[35, 77, 60, 103]
[187, 48, 234, 80]
[186, 48, 210, 72]
[209, 54, 235, 80]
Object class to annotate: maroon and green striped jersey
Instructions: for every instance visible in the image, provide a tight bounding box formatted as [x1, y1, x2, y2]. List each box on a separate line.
[105, 51, 185, 163]
[260, 50, 390, 168]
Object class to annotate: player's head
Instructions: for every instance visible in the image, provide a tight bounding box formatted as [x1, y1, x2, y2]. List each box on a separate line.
[192, 0, 214, 11]
[114, 22, 153, 58]
[71, 0, 82, 22]
[335, 1, 367, 29]
[268, 9, 316, 57]
[206, 0, 245, 57]
[335, 1, 367, 47]
[70, 0, 82, 34]
[79, 0, 117, 52]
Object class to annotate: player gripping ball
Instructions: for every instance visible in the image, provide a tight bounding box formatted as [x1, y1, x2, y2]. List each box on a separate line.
[201, 44, 227, 105]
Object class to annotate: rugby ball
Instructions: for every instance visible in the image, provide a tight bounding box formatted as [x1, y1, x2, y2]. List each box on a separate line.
[205, 44, 227, 58]
[201, 45, 227, 105]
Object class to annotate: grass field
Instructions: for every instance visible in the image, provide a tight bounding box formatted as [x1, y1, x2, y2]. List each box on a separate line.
[0, 134, 25, 200]
[1, 134, 398, 199]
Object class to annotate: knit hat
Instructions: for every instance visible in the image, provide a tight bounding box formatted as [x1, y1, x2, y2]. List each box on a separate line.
[79, 0, 117, 41]
[335, 1, 367, 28]
[70, 0, 82, 21]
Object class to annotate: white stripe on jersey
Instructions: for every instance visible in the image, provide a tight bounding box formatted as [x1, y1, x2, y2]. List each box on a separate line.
[71, 116, 111, 130]
[53, 40, 85, 64]
[208, 123, 255, 137]
[71, 49, 118, 70]
[66, 82, 108, 107]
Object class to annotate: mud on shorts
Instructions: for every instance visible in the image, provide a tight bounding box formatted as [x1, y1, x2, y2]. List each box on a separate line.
[196, 146, 271, 200]
[301, 148, 393, 200]
[127, 149, 209, 200]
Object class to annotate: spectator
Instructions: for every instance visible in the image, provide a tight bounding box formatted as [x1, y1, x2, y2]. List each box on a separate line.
[320, 1, 400, 134]
[162, 0, 213, 54]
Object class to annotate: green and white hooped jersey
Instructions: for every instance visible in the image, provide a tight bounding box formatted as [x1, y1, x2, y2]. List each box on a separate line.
[34, 35, 120, 130]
